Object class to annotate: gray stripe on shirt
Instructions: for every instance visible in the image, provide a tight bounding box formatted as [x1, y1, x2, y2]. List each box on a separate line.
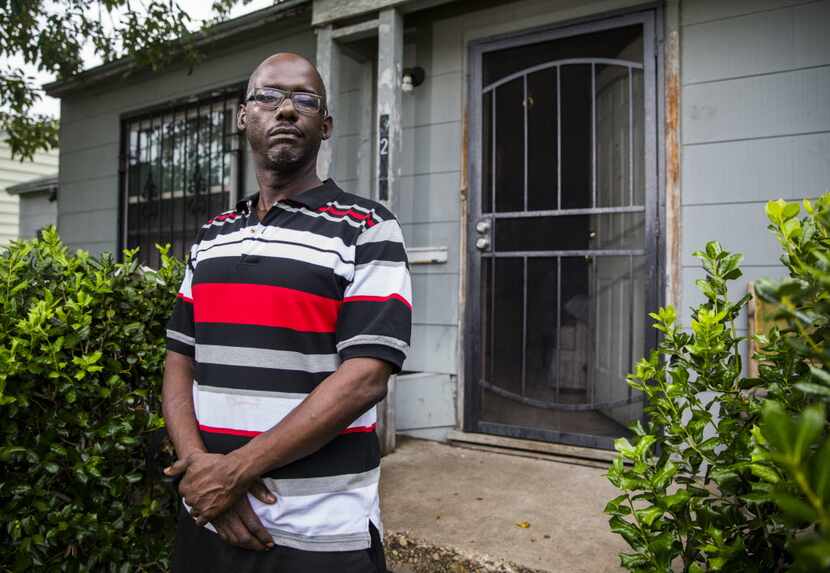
[196, 385, 308, 400]
[336, 334, 410, 354]
[167, 329, 194, 346]
[264, 467, 380, 497]
[195, 344, 340, 373]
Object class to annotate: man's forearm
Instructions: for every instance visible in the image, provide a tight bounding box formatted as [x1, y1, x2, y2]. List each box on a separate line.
[229, 357, 392, 482]
[162, 350, 206, 459]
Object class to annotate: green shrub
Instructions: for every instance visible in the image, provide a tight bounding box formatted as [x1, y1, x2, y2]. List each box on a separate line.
[0, 228, 183, 571]
[605, 194, 830, 572]
[752, 195, 830, 569]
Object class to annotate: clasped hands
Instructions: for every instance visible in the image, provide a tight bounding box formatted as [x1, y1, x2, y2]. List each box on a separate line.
[164, 451, 277, 551]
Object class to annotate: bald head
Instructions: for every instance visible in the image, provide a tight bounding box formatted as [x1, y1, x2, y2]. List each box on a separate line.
[238, 51, 333, 175]
[246, 53, 327, 113]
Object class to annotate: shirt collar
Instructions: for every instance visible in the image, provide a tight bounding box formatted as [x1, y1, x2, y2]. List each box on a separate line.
[235, 178, 342, 214]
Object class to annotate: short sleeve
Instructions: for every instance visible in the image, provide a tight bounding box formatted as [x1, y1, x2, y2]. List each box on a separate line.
[166, 243, 198, 358]
[336, 219, 412, 373]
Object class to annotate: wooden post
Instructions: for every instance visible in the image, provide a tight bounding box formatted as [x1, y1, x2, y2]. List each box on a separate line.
[377, 374, 396, 455]
[747, 281, 786, 378]
[374, 8, 402, 456]
[376, 7, 402, 206]
[315, 24, 339, 180]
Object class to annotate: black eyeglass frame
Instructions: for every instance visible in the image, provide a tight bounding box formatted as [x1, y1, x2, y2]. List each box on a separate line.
[245, 87, 327, 116]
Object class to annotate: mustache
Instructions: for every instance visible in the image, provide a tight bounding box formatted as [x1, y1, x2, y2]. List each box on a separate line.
[267, 124, 303, 137]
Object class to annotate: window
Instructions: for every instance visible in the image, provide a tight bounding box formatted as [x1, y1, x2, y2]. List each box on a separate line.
[122, 88, 244, 266]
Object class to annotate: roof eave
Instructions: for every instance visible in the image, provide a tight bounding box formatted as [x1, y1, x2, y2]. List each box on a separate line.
[6, 175, 59, 196]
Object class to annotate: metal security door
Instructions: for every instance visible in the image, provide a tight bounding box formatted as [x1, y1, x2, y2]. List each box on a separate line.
[465, 12, 659, 450]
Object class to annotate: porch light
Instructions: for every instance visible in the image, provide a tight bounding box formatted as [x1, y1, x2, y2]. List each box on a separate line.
[401, 66, 425, 93]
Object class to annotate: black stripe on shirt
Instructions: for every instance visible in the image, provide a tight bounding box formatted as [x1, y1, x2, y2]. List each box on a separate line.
[167, 338, 195, 358]
[340, 344, 406, 373]
[355, 241, 408, 266]
[199, 218, 248, 243]
[196, 236, 355, 266]
[195, 363, 330, 394]
[266, 209, 365, 243]
[337, 299, 412, 344]
[201, 430, 380, 479]
[168, 298, 195, 336]
[193, 256, 349, 300]
[196, 323, 338, 355]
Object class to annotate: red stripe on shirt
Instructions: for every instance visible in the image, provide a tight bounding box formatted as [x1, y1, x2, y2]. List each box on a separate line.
[340, 423, 378, 434]
[318, 206, 370, 220]
[318, 206, 378, 227]
[199, 424, 259, 438]
[207, 213, 241, 224]
[192, 283, 341, 332]
[343, 293, 412, 310]
[199, 423, 377, 437]
[177, 293, 193, 304]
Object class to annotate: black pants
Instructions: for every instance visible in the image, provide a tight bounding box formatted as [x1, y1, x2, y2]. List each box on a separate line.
[172, 507, 387, 573]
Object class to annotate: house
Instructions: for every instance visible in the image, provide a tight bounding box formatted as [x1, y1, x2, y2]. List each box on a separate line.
[0, 134, 59, 244]
[6, 175, 60, 240]
[44, 0, 830, 457]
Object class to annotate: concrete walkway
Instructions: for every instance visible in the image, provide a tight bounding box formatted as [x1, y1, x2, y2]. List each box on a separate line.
[379, 438, 628, 573]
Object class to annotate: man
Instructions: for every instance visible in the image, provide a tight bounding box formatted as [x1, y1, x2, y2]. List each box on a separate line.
[162, 52, 411, 572]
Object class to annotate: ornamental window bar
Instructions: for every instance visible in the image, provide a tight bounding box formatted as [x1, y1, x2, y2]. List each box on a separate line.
[122, 89, 243, 267]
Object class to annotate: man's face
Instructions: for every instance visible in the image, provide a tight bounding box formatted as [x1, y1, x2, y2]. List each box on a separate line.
[238, 55, 332, 173]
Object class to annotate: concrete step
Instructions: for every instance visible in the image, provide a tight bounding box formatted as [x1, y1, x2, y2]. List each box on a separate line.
[379, 437, 627, 573]
[446, 430, 615, 468]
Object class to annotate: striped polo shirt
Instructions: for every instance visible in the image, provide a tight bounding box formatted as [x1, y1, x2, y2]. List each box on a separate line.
[165, 178, 412, 552]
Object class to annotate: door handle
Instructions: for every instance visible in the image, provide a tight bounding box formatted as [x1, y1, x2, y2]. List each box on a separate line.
[475, 218, 492, 252]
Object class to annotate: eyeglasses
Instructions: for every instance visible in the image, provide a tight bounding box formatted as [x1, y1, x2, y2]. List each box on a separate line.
[246, 87, 325, 116]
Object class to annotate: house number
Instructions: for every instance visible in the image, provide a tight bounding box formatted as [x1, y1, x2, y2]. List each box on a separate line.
[378, 113, 389, 201]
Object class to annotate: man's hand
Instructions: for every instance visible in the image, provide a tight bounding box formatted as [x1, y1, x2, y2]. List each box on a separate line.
[164, 451, 274, 524]
[211, 493, 276, 551]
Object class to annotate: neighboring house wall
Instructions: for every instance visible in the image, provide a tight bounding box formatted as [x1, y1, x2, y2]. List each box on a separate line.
[0, 136, 59, 245]
[679, 0, 830, 368]
[58, 21, 315, 255]
[19, 190, 58, 240]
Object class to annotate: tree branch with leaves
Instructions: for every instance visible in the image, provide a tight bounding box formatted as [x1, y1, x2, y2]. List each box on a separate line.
[0, 0, 253, 160]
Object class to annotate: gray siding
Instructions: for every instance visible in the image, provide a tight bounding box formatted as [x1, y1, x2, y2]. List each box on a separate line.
[19, 191, 58, 240]
[679, 0, 830, 347]
[392, 32, 462, 375]
[682, 0, 830, 83]
[332, 50, 375, 200]
[58, 27, 316, 255]
[680, 0, 819, 26]
[0, 135, 59, 245]
[395, 372, 457, 441]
